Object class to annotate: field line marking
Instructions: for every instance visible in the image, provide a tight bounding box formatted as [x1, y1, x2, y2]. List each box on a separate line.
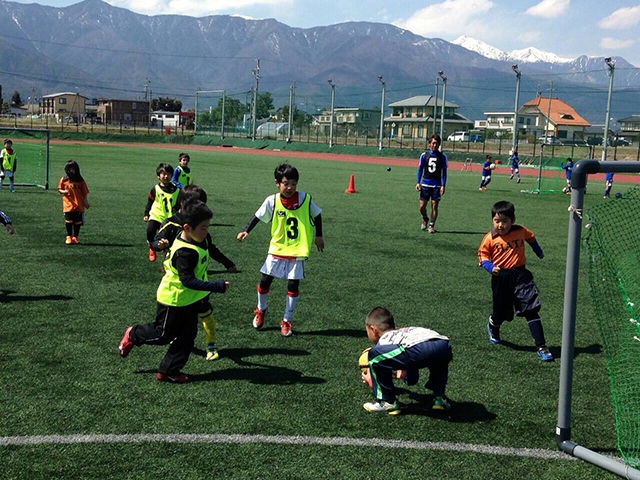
[0, 433, 574, 460]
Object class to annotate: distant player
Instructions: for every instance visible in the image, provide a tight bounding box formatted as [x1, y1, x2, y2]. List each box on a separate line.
[0, 139, 18, 192]
[478, 200, 553, 362]
[143, 163, 179, 262]
[561, 158, 573, 194]
[0, 207, 15, 235]
[415, 134, 447, 233]
[236, 163, 324, 337]
[57, 160, 89, 245]
[172, 153, 192, 189]
[509, 149, 521, 183]
[479, 155, 493, 190]
[361, 306, 453, 414]
[604, 172, 614, 198]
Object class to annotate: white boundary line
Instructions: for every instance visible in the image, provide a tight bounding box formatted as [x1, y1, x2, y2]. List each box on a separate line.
[0, 433, 574, 460]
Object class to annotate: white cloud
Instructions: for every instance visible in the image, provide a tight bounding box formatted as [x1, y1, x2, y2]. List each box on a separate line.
[524, 0, 570, 19]
[393, 0, 495, 37]
[108, 0, 289, 16]
[600, 37, 635, 49]
[598, 6, 640, 30]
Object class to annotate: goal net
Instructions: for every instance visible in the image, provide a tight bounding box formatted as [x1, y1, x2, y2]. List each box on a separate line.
[194, 90, 226, 137]
[584, 185, 640, 468]
[0, 128, 50, 189]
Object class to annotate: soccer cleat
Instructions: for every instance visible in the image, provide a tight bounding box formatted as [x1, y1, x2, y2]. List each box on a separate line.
[363, 400, 401, 415]
[148, 248, 157, 262]
[71, 237, 79, 244]
[427, 224, 435, 234]
[487, 321, 501, 344]
[509, 174, 514, 180]
[156, 372, 190, 383]
[10, 188, 16, 193]
[421, 221, 428, 231]
[537, 346, 554, 362]
[118, 326, 134, 357]
[280, 320, 293, 337]
[432, 396, 451, 411]
[517, 178, 521, 184]
[478, 187, 483, 191]
[252, 308, 266, 329]
[205, 344, 219, 361]
[65, 235, 73, 245]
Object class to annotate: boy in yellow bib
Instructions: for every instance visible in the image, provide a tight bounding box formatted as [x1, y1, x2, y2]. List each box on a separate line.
[143, 162, 179, 262]
[237, 163, 324, 337]
[119, 200, 229, 383]
[0, 139, 18, 192]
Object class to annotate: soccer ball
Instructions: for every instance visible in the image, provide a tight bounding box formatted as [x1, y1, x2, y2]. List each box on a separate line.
[358, 348, 370, 372]
[615, 192, 622, 199]
[386, 167, 391, 171]
[489, 163, 496, 170]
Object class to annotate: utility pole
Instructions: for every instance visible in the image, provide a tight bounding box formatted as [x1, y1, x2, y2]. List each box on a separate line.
[328, 79, 335, 148]
[377, 76, 386, 150]
[438, 71, 447, 140]
[602, 57, 615, 161]
[512, 65, 521, 153]
[546, 80, 554, 138]
[251, 58, 260, 141]
[287, 82, 295, 143]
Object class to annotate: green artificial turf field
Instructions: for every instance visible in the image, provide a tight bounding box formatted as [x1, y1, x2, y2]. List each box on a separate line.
[0, 143, 624, 479]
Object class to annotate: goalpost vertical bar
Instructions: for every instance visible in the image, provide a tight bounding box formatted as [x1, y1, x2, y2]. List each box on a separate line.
[45, 129, 50, 189]
[557, 159, 640, 479]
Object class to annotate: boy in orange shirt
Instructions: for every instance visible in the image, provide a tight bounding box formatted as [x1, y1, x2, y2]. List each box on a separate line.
[57, 160, 89, 245]
[477, 200, 553, 361]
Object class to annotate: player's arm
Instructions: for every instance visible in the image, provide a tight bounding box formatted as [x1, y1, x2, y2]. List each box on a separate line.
[0, 209, 14, 235]
[143, 187, 155, 221]
[440, 156, 448, 194]
[236, 216, 260, 241]
[152, 221, 179, 251]
[208, 235, 237, 271]
[237, 196, 273, 241]
[313, 213, 324, 252]
[174, 249, 228, 293]
[527, 238, 544, 259]
[415, 155, 425, 190]
[478, 236, 498, 274]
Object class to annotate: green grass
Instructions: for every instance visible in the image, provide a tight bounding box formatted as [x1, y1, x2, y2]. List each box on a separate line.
[0, 143, 624, 479]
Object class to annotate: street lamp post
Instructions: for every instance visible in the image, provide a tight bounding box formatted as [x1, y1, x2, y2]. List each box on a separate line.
[438, 71, 446, 140]
[602, 57, 615, 161]
[432, 77, 439, 135]
[512, 64, 521, 153]
[378, 76, 386, 150]
[328, 79, 335, 148]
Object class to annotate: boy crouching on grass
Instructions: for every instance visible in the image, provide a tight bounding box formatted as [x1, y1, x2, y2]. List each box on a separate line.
[477, 200, 553, 362]
[119, 200, 229, 383]
[361, 306, 453, 414]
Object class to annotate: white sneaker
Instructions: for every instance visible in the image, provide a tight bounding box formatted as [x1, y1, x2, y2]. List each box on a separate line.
[363, 400, 400, 415]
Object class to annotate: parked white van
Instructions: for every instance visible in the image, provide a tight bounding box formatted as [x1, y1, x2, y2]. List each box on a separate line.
[447, 131, 469, 142]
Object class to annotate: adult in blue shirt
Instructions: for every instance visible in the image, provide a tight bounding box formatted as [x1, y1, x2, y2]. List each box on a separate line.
[415, 134, 447, 234]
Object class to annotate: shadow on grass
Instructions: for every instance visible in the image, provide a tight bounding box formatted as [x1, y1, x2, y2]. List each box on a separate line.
[0, 289, 73, 303]
[71, 242, 136, 247]
[398, 390, 496, 423]
[294, 328, 367, 338]
[499, 340, 602, 359]
[211, 223, 235, 227]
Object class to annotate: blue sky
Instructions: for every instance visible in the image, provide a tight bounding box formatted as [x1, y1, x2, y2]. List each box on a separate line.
[8, 0, 640, 66]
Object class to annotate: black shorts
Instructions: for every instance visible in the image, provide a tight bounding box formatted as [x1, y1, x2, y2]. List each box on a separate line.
[64, 211, 84, 224]
[491, 267, 540, 323]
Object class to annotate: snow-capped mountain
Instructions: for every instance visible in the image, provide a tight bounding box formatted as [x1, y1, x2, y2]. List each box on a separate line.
[453, 35, 574, 64]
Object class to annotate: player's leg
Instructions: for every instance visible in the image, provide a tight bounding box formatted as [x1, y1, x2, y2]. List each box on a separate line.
[514, 270, 552, 361]
[64, 212, 74, 244]
[428, 190, 441, 233]
[197, 298, 218, 361]
[488, 273, 514, 343]
[157, 308, 199, 382]
[363, 344, 406, 414]
[146, 220, 161, 261]
[418, 196, 429, 230]
[418, 339, 453, 410]
[281, 279, 300, 337]
[253, 273, 274, 328]
[71, 212, 83, 244]
[9, 172, 15, 192]
[516, 169, 521, 183]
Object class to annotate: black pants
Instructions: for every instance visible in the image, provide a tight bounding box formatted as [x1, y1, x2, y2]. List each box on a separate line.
[130, 302, 199, 374]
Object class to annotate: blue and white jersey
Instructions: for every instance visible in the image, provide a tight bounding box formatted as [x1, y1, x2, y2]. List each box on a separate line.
[416, 150, 448, 188]
[605, 172, 614, 184]
[481, 160, 492, 177]
[510, 155, 519, 169]
[562, 162, 573, 180]
[0, 209, 11, 226]
[378, 326, 449, 348]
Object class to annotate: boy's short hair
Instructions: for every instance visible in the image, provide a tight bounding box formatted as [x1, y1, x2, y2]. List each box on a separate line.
[566, 157, 572, 162]
[274, 163, 299, 183]
[178, 153, 190, 162]
[492, 200, 515, 222]
[365, 306, 396, 331]
[429, 134, 441, 146]
[156, 162, 174, 176]
[181, 200, 213, 228]
[178, 184, 207, 205]
[4, 139, 12, 145]
[486, 154, 491, 160]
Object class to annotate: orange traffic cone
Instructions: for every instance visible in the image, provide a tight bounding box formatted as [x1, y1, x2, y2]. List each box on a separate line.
[345, 175, 357, 194]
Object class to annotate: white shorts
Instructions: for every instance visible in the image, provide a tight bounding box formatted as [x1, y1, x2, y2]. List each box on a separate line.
[2, 170, 14, 178]
[260, 254, 305, 280]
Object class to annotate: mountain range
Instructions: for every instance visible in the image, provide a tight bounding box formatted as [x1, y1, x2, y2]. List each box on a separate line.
[0, 0, 638, 122]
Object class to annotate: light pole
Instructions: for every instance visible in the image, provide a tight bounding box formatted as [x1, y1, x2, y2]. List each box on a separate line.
[602, 57, 615, 161]
[432, 76, 439, 135]
[328, 79, 335, 148]
[438, 71, 446, 140]
[287, 82, 295, 143]
[512, 64, 521, 153]
[251, 58, 260, 141]
[378, 76, 386, 150]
